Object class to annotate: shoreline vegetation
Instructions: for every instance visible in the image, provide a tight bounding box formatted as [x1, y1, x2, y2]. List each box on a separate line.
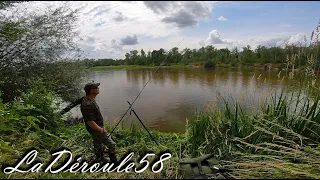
[84, 37, 320, 73]
[1, 88, 320, 179]
[89, 63, 313, 71]
[90, 64, 193, 70]
[1, 1, 320, 179]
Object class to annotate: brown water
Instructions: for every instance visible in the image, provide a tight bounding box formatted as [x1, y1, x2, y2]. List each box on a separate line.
[70, 67, 319, 133]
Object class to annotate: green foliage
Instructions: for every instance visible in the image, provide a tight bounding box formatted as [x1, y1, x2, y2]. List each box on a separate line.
[0, 21, 28, 41]
[90, 43, 319, 70]
[186, 91, 320, 178]
[94, 58, 125, 66]
[204, 60, 217, 68]
[0, 81, 64, 134]
[41, 60, 89, 102]
[0, 1, 27, 10]
[0, 3, 87, 103]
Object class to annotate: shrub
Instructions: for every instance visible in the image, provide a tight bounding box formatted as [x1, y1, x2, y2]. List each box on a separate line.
[0, 80, 64, 134]
[204, 60, 216, 68]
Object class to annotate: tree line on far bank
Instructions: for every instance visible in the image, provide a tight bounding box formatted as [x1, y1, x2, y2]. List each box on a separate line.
[84, 42, 320, 70]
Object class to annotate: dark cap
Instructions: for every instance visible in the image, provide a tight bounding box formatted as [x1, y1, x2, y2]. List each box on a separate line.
[84, 82, 100, 94]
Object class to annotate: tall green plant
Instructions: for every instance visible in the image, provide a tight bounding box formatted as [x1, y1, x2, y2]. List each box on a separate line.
[0, 80, 64, 134]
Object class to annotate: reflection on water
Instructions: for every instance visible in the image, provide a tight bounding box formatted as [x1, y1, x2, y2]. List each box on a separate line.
[70, 67, 320, 133]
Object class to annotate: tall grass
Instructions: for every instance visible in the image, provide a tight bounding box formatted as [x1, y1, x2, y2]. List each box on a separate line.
[186, 91, 320, 178]
[0, 122, 186, 179]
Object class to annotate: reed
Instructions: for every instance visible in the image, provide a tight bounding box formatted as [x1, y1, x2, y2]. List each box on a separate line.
[186, 90, 320, 178]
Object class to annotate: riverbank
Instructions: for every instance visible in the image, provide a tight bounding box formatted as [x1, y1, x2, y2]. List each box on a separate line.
[89, 63, 305, 71]
[90, 64, 193, 71]
[0, 123, 186, 179]
[1, 91, 320, 179]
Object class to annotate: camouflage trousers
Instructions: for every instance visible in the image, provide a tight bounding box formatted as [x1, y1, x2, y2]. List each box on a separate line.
[91, 130, 116, 158]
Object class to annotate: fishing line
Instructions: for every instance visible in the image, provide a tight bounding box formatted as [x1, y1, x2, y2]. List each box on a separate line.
[107, 37, 185, 140]
[66, 3, 208, 142]
[106, 37, 215, 135]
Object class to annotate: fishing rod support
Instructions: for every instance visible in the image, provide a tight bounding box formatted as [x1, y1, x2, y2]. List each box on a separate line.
[127, 101, 159, 146]
[107, 38, 185, 143]
[128, 102, 134, 115]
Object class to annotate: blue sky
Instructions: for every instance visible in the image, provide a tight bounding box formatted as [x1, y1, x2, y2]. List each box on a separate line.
[9, 1, 320, 59]
[209, 1, 320, 34]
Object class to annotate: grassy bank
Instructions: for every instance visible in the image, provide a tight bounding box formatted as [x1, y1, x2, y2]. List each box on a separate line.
[1, 88, 320, 179]
[0, 86, 185, 178]
[0, 123, 186, 179]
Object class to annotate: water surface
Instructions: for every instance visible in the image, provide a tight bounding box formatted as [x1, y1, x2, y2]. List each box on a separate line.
[70, 67, 319, 133]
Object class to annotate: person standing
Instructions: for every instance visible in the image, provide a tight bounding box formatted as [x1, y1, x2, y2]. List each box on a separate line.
[61, 82, 118, 164]
[80, 82, 118, 164]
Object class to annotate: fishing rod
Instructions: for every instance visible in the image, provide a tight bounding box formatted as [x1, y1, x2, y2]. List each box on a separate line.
[54, 5, 187, 145]
[106, 38, 185, 145]
[61, 4, 211, 145]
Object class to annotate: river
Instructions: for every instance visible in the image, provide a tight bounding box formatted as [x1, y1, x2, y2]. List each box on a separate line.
[70, 67, 319, 133]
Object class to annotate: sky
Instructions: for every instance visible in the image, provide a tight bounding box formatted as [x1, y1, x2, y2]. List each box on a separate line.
[7, 1, 320, 59]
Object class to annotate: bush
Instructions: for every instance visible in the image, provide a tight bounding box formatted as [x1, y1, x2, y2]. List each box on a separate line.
[0, 80, 64, 134]
[204, 60, 216, 68]
[0, 3, 87, 103]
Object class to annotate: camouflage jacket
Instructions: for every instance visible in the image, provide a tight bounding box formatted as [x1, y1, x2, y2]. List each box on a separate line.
[80, 96, 104, 133]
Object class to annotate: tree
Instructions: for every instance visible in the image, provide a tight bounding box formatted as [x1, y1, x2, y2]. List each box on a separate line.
[255, 45, 263, 59]
[171, 47, 182, 64]
[146, 50, 152, 65]
[129, 50, 139, 65]
[181, 48, 192, 64]
[217, 48, 231, 63]
[204, 45, 216, 61]
[151, 48, 166, 65]
[124, 52, 131, 65]
[0, 2, 86, 102]
[241, 45, 256, 64]
[0, 1, 27, 10]
[138, 49, 146, 65]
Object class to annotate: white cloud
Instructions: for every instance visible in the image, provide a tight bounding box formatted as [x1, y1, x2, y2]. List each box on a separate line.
[217, 16, 227, 21]
[197, 29, 311, 51]
[113, 11, 127, 22]
[199, 29, 233, 47]
[208, 30, 225, 44]
[10, 1, 186, 59]
[287, 33, 308, 46]
[70, 1, 218, 59]
[3, 1, 312, 59]
[110, 39, 123, 51]
[199, 38, 206, 47]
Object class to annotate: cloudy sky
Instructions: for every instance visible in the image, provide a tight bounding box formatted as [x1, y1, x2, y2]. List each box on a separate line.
[9, 1, 320, 59]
